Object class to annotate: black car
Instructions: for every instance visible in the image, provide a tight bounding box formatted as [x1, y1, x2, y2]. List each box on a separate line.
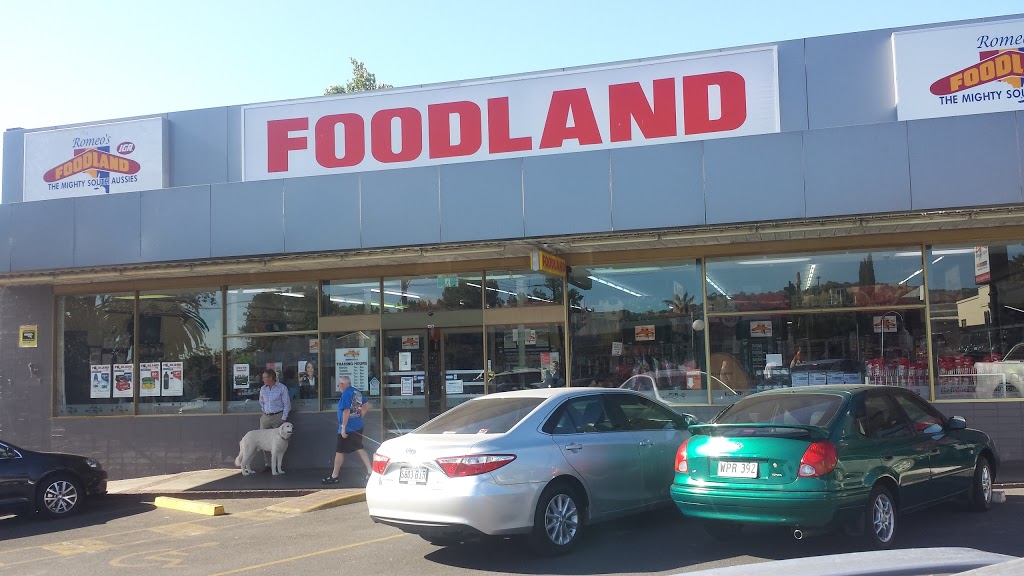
[0, 440, 108, 518]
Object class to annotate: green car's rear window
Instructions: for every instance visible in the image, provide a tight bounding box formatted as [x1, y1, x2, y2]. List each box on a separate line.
[417, 397, 544, 434]
[716, 393, 844, 429]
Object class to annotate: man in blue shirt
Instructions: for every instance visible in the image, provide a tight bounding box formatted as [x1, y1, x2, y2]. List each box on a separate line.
[322, 375, 372, 484]
[258, 368, 290, 471]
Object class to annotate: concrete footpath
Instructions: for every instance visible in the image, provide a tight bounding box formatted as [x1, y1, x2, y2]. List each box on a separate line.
[107, 460, 1024, 500]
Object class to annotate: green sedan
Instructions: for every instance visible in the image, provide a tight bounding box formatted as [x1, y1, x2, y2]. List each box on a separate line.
[670, 384, 998, 548]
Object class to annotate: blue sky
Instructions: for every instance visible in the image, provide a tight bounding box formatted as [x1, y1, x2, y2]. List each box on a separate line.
[2, 1, 1022, 188]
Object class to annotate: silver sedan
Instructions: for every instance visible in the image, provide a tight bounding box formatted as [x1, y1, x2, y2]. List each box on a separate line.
[366, 388, 694, 555]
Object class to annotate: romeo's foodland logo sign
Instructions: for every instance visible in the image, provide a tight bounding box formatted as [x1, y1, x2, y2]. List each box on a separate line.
[242, 48, 779, 180]
[894, 18, 1024, 121]
[23, 117, 167, 202]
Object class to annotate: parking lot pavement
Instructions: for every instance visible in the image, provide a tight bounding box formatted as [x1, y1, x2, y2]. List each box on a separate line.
[1, 488, 1020, 576]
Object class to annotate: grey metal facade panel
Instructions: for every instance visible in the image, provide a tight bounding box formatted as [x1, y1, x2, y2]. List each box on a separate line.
[0, 203, 9, 272]
[611, 143, 704, 231]
[141, 185, 212, 262]
[210, 179, 285, 257]
[168, 107, 229, 187]
[776, 39, 808, 133]
[524, 150, 611, 237]
[73, 192, 142, 267]
[2, 129, 25, 204]
[440, 158, 524, 242]
[804, 122, 912, 217]
[227, 106, 243, 182]
[705, 132, 805, 224]
[9, 198, 75, 271]
[805, 29, 897, 129]
[908, 113, 1024, 210]
[283, 174, 361, 253]
[360, 166, 441, 248]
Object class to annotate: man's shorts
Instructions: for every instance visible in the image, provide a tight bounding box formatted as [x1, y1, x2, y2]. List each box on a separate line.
[336, 429, 365, 453]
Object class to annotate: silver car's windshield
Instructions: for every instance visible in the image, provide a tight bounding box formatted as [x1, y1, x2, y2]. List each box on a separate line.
[416, 397, 544, 434]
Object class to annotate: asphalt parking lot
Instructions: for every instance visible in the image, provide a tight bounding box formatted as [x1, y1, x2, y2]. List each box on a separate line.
[1, 487, 1021, 576]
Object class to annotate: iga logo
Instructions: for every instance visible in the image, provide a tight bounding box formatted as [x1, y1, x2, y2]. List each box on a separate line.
[116, 141, 136, 154]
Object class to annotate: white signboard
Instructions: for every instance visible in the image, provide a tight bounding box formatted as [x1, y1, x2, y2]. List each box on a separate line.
[90, 364, 111, 398]
[975, 246, 991, 284]
[139, 362, 161, 397]
[23, 117, 167, 202]
[161, 362, 184, 397]
[336, 348, 369, 391]
[894, 18, 1024, 121]
[446, 380, 465, 394]
[112, 363, 134, 398]
[243, 48, 779, 180]
[401, 376, 414, 396]
[399, 352, 412, 371]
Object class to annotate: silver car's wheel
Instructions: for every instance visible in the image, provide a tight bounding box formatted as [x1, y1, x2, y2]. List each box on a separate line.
[37, 475, 82, 518]
[529, 482, 583, 556]
[865, 485, 896, 549]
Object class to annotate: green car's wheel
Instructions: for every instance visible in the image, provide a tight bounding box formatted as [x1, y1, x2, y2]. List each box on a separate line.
[864, 484, 896, 549]
[968, 456, 993, 513]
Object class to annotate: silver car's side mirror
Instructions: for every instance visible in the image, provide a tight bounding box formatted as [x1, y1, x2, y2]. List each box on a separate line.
[948, 416, 968, 430]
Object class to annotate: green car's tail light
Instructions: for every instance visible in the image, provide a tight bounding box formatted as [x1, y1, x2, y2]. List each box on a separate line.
[798, 441, 837, 477]
[675, 438, 691, 473]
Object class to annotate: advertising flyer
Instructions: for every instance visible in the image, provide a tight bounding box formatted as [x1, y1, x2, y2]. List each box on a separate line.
[369, 377, 380, 396]
[446, 380, 464, 394]
[90, 364, 111, 398]
[611, 342, 623, 356]
[401, 335, 420, 350]
[401, 376, 414, 396]
[112, 364, 134, 398]
[161, 362, 184, 397]
[336, 348, 369, 391]
[139, 362, 161, 397]
[635, 325, 655, 342]
[399, 352, 412, 371]
[233, 364, 250, 390]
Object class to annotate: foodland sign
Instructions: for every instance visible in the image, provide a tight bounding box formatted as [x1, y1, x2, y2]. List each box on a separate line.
[894, 18, 1024, 121]
[243, 48, 779, 180]
[23, 117, 167, 202]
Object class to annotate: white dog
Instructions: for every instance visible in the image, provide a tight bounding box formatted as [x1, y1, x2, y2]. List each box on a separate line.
[234, 422, 294, 476]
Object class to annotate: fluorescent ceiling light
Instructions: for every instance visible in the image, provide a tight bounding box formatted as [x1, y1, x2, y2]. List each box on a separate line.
[1006, 306, 1024, 314]
[590, 266, 664, 275]
[737, 257, 811, 265]
[238, 288, 280, 294]
[276, 292, 306, 298]
[894, 249, 971, 257]
[898, 269, 923, 285]
[330, 297, 367, 305]
[372, 288, 421, 299]
[705, 277, 731, 299]
[589, 276, 644, 297]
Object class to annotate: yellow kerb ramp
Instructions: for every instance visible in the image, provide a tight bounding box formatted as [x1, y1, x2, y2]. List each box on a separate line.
[267, 489, 365, 514]
[153, 496, 225, 516]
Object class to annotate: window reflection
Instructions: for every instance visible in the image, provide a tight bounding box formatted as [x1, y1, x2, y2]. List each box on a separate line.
[322, 279, 381, 316]
[56, 294, 135, 416]
[226, 283, 317, 334]
[381, 275, 487, 312]
[484, 270, 563, 307]
[705, 249, 924, 312]
[927, 243, 1024, 400]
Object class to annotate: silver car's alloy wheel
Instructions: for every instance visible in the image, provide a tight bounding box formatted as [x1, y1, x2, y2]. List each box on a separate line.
[979, 464, 992, 504]
[43, 480, 79, 514]
[871, 493, 895, 543]
[543, 493, 578, 546]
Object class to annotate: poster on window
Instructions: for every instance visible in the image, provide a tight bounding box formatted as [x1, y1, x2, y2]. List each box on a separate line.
[233, 364, 251, 390]
[161, 362, 184, 397]
[750, 320, 773, 337]
[401, 376, 414, 396]
[139, 362, 161, 397]
[399, 352, 412, 371]
[112, 363, 134, 398]
[635, 325, 655, 342]
[611, 342, 623, 356]
[873, 316, 898, 333]
[90, 364, 111, 398]
[974, 246, 991, 284]
[336, 348, 369, 391]
[401, 335, 420, 349]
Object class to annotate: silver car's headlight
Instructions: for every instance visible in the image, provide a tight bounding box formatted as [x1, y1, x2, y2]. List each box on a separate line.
[85, 458, 102, 469]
